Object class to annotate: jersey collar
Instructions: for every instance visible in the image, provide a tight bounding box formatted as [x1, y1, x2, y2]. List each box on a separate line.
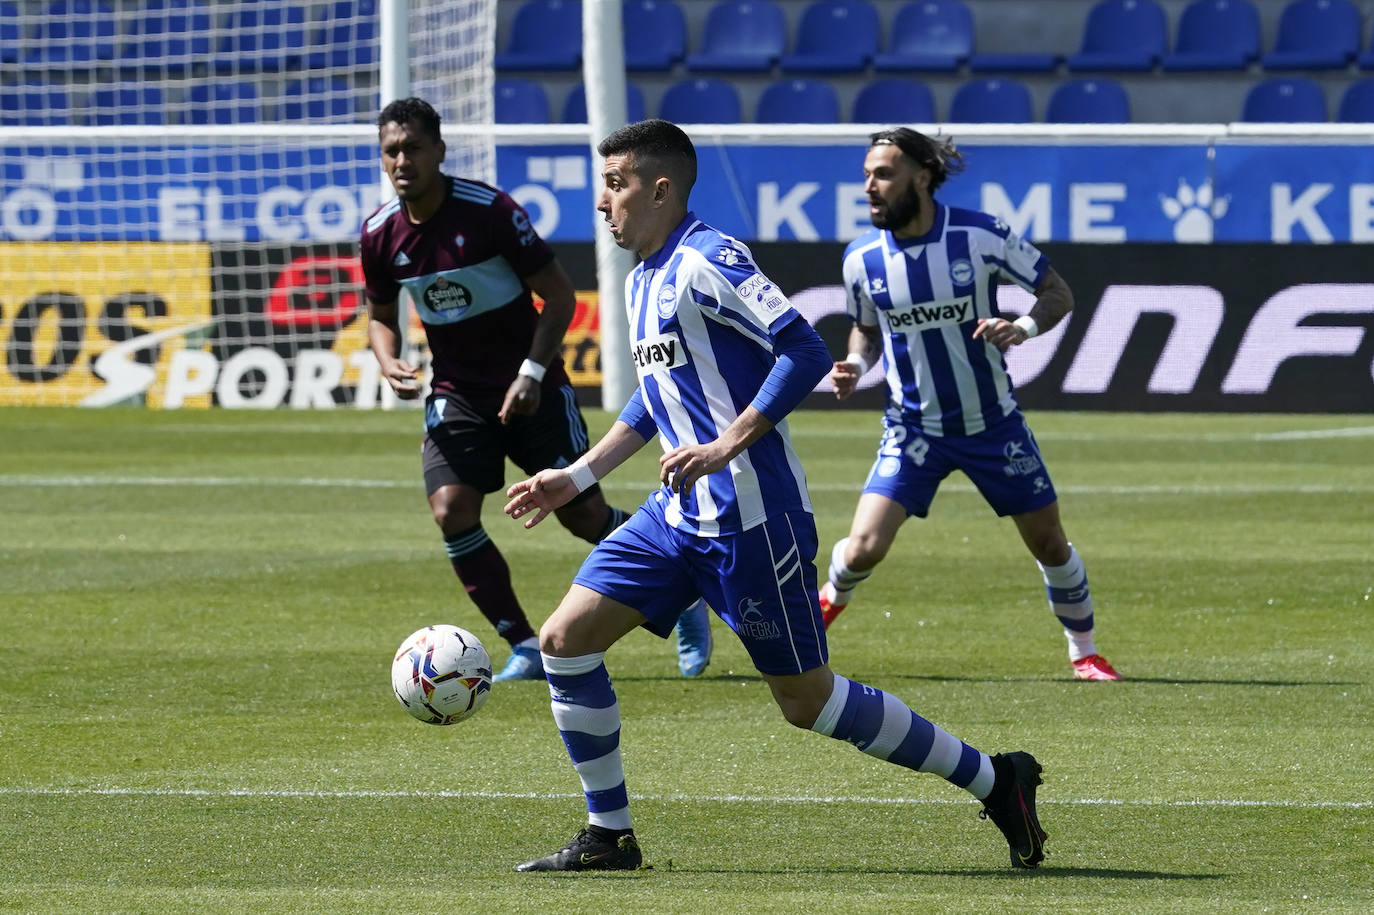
[642, 211, 697, 271]
[883, 202, 945, 255]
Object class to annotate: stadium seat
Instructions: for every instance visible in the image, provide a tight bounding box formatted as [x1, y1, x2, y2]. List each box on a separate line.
[495, 0, 582, 71]
[686, 0, 787, 73]
[1361, 22, 1374, 70]
[1261, 0, 1361, 71]
[24, 0, 117, 69]
[187, 81, 261, 125]
[781, 0, 880, 74]
[949, 78, 1033, 123]
[1162, 0, 1261, 72]
[121, 0, 214, 76]
[1241, 76, 1326, 122]
[658, 77, 743, 123]
[494, 78, 550, 124]
[756, 78, 840, 123]
[623, 0, 686, 72]
[0, 82, 70, 125]
[215, 1, 310, 74]
[1336, 78, 1374, 121]
[872, 0, 972, 73]
[0, 2, 20, 66]
[1066, 0, 1168, 72]
[1046, 78, 1131, 122]
[852, 78, 936, 123]
[308, 0, 378, 70]
[90, 84, 166, 125]
[282, 76, 356, 123]
[562, 83, 647, 124]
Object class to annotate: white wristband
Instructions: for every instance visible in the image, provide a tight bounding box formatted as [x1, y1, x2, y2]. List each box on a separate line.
[845, 352, 870, 376]
[565, 457, 597, 494]
[1012, 316, 1039, 339]
[518, 358, 547, 383]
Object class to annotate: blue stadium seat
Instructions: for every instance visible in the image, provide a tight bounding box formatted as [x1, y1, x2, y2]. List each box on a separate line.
[658, 77, 743, 123]
[1261, 0, 1361, 71]
[216, 1, 310, 74]
[562, 83, 647, 124]
[187, 81, 261, 125]
[495, 0, 582, 71]
[282, 76, 355, 122]
[948, 78, 1033, 123]
[494, 78, 550, 124]
[1162, 0, 1261, 71]
[686, 0, 787, 73]
[1363, 22, 1374, 70]
[756, 78, 840, 123]
[872, 0, 972, 73]
[0, 2, 20, 66]
[1337, 78, 1374, 121]
[90, 84, 166, 125]
[1066, 0, 1167, 72]
[24, 0, 117, 69]
[852, 78, 936, 123]
[308, 0, 378, 70]
[623, 0, 686, 72]
[1046, 78, 1131, 122]
[121, 0, 214, 76]
[1241, 76, 1326, 121]
[0, 82, 70, 125]
[781, 0, 880, 74]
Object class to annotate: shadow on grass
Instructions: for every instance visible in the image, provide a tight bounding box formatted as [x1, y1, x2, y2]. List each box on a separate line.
[668, 864, 1223, 880]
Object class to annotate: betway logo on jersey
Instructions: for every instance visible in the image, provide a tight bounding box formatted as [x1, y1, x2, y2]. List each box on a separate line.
[632, 331, 686, 372]
[885, 296, 973, 332]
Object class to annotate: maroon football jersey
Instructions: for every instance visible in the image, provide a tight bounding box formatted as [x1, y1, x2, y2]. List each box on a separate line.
[360, 175, 570, 401]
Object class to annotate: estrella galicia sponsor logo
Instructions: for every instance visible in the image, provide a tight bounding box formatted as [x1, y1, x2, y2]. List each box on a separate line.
[885, 295, 972, 332]
[949, 258, 974, 285]
[632, 331, 686, 372]
[1002, 440, 1043, 477]
[423, 276, 472, 315]
[657, 283, 678, 318]
[737, 597, 780, 640]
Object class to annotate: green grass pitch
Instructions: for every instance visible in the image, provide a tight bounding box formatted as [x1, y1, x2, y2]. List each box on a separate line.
[1, 406, 1371, 913]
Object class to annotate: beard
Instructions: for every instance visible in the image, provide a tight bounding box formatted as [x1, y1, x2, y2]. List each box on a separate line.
[871, 185, 921, 231]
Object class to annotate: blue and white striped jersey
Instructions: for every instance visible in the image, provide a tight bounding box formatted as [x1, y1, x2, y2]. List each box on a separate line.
[627, 213, 813, 537]
[843, 203, 1048, 437]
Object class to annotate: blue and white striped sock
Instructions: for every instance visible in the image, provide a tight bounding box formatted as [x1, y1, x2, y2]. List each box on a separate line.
[827, 537, 873, 602]
[1038, 544, 1097, 661]
[811, 673, 995, 799]
[542, 652, 631, 830]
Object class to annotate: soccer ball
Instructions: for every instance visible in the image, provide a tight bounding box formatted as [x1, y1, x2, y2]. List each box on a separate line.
[391, 625, 493, 725]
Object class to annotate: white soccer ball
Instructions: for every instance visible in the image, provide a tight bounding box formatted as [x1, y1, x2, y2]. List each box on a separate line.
[391, 625, 493, 725]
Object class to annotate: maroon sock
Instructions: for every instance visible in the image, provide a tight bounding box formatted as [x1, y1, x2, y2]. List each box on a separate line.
[444, 526, 535, 646]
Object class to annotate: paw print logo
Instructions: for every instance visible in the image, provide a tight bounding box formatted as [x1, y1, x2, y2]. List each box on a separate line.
[1160, 180, 1230, 242]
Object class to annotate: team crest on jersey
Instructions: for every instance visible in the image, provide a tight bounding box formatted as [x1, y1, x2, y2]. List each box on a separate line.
[632, 331, 686, 372]
[949, 258, 974, 285]
[392, 251, 411, 267]
[424, 276, 473, 315]
[1002, 440, 1043, 477]
[657, 283, 678, 318]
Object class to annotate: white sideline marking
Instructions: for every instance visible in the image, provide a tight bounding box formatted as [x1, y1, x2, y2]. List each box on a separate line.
[1, 475, 1371, 497]
[797, 425, 1374, 442]
[0, 786, 1367, 809]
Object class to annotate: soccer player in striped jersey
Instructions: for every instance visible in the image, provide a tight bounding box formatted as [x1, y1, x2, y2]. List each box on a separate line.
[362, 98, 711, 683]
[820, 127, 1120, 682]
[504, 119, 1049, 873]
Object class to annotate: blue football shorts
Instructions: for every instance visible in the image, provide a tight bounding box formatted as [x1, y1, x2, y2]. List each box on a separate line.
[861, 410, 1059, 518]
[573, 495, 828, 677]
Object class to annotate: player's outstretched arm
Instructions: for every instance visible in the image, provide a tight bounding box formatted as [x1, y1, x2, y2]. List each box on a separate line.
[367, 298, 420, 399]
[505, 418, 651, 529]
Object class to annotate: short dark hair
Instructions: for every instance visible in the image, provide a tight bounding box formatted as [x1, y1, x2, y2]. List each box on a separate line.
[869, 127, 965, 192]
[378, 97, 442, 142]
[597, 119, 697, 197]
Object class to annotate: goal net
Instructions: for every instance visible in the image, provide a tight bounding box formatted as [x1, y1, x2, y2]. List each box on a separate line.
[0, 0, 494, 408]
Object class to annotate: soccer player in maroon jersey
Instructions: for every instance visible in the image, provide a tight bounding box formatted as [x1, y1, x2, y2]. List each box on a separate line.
[361, 98, 712, 681]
